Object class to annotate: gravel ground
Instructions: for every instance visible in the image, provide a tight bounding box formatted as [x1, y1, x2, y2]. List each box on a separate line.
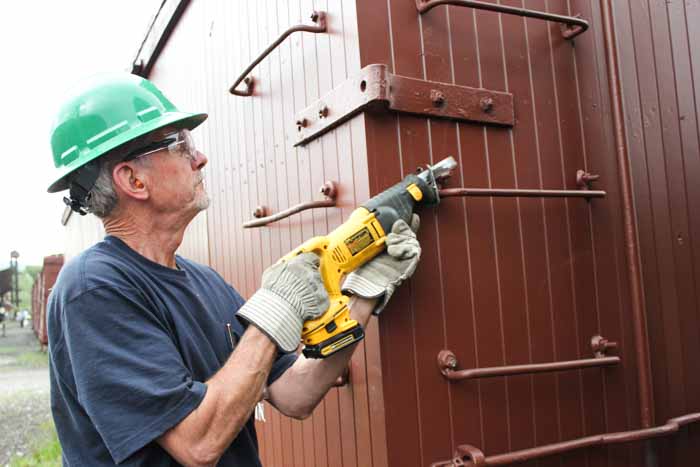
[0, 319, 52, 466]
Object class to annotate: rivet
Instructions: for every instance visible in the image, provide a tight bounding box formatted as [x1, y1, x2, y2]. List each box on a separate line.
[480, 97, 494, 113]
[431, 89, 446, 107]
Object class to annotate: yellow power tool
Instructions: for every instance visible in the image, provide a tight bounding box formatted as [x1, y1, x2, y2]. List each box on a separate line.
[280, 156, 458, 358]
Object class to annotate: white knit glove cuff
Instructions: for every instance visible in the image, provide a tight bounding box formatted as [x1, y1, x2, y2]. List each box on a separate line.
[237, 288, 303, 353]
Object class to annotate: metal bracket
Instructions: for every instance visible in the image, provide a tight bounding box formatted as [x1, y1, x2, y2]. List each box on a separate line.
[293, 63, 514, 146]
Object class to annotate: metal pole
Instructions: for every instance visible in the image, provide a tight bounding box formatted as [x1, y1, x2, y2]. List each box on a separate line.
[600, 0, 654, 428]
[10, 251, 19, 318]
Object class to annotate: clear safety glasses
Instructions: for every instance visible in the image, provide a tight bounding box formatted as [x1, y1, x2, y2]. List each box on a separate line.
[123, 129, 197, 163]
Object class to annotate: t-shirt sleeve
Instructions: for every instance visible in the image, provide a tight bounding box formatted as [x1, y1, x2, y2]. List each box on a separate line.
[59, 286, 206, 464]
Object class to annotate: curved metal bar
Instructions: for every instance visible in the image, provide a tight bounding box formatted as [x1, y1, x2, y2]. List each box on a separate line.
[438, 335, 619, 381]
[439, 187, 606, 199]
[416, 0, 589, 40]
[431, 413, 700, 466]
[229, 11, 327, 96]
[243, 181, 338, 228]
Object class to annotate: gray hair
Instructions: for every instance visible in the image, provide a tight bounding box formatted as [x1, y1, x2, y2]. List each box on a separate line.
[84, 156, 120, 218]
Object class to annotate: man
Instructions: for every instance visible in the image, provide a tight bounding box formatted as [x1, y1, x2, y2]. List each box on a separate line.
[46, 73, 421, 466]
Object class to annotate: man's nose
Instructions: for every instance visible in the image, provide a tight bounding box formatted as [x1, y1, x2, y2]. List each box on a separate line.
[191, 149, 208, 170]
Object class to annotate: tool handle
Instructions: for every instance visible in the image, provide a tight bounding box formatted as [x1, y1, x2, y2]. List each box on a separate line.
[362, 174, 438, 233]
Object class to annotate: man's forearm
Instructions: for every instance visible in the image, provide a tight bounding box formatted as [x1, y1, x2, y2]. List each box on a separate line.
[158, 326, 276, 466]
[267, 296, 376, 418]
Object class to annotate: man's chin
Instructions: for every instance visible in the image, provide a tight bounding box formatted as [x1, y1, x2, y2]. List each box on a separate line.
[195, 193, 211, 211]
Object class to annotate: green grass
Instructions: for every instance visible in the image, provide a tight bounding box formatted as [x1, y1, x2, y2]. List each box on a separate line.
[15, 351, 49, 369]
[9, 421, 61, 467]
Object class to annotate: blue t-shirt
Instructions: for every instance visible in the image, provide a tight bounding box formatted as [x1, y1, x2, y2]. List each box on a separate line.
[47, 235, 296, 466]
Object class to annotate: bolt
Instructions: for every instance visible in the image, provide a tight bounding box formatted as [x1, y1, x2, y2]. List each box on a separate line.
[318, 106, 329, 119]
[576, 169, 600, 188]
[295, 118, 308, 131]
[480, 97, 494, 113]
[591, 335, 618, 357]
[437, 350, 458, 372]
[319, 181, 337, 198]
[311, 11, 320, 22]
[431, 89, 446, 107]
[252, 206, 266, 218]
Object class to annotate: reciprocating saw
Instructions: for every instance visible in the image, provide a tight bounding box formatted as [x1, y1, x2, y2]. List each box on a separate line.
[279, 156, 458, 358]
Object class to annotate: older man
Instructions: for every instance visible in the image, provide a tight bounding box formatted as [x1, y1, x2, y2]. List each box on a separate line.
[46, 73, 420, 466]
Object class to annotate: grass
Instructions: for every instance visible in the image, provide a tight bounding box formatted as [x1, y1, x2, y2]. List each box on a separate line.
[15, 351, 49, 369]
[9, 421, 61, 467]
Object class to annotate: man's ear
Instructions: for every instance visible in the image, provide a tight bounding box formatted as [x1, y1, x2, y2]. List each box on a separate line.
[112, 162, 149, 201]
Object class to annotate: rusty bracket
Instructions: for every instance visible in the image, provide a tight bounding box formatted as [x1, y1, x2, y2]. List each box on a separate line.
[416, 0, 589, 40]
[438, 335, 619, 381]
[229, 11, 327, 96]
[294, 63, 514, 146]
[243, 181, 338, 228]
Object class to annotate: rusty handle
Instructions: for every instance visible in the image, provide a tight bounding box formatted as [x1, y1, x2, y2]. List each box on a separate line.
[229, 11, 327, 96]
[243, 181, 338, 228]
[416, 0, 589, 40]
[430, 413, 700, 466]
[438, 335, 619, 381]
[439, 187, 605, 199]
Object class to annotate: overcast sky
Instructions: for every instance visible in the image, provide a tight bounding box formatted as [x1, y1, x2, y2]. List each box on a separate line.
[0, 1, 161, 268]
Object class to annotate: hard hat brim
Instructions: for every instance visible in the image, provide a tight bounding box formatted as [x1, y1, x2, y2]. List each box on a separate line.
[47, 111, 207, 193]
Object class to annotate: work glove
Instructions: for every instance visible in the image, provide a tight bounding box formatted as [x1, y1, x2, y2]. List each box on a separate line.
[342, 214, 421, 315]
[238, 253, 329, 353]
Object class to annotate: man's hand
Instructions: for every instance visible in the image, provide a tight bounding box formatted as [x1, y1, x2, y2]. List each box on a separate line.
[238, 252, 329, 352]
[342, 214, 421, 314]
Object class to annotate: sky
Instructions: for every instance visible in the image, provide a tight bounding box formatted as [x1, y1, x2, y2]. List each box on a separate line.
[0, 1, 161, 269]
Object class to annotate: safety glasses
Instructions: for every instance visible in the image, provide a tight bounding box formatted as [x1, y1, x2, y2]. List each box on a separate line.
[122, 129, 197, 163]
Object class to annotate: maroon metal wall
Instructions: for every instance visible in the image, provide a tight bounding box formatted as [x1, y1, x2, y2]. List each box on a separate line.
[132, 0, 700, 465]
[147, 1, 389, 466]
[357, 1, 648, 466]
[615, 0, 700, 464]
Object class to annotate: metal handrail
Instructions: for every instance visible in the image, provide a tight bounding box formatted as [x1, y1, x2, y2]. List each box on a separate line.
[229, 11, 327, 96]
[430, 413, 700, 466]
[242, 181, 338, 228]
[415, 0, 589, 40]
[439, 188, 605, 199]
[438, 335, 619, 381]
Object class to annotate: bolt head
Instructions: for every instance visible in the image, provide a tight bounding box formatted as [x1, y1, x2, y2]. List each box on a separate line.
[480, 97, 494, 113]
[430, 89, 446, 107]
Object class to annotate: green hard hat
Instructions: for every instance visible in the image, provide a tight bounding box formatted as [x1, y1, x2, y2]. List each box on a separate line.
[48, 73, 207, 193]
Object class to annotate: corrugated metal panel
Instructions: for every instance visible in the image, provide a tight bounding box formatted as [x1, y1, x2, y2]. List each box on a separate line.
[615, 0, 700, 464]
[147, 1, 387, 466]
[356, 1, 641, 465]
[64, 214, 104, 261]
